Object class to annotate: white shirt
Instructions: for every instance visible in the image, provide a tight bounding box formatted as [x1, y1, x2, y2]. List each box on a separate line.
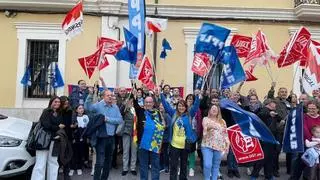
[77, 115, 89, 128]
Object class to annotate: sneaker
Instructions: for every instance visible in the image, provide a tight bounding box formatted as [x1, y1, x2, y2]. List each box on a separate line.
[68, 170, 74, 177]
[58, 167, 63, 174]
[178, 168, 180, 175]
[91, 169, 94, 176]
[160, 168, 165, 173]
[121, 171, 128, 176]
[189, 168, 195, 177]
[165, 168, 169, 174]
[260, 169, 264, 176]
[131, 170, 137, 176]
[247, 168, 252, 176]
[77, 169, 82, 175]
[233, 171, 241, 178]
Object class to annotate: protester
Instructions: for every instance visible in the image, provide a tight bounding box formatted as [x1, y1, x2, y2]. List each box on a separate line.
[70, 105, 90, 176]
[250, 99, 279, 180]
[85, 88, 123, 180]
[267, 82, 291, 176]
[137, 88, 146, 107]
[290, 100, 320, 180]
[119, 97, 138, 176]
[160, 89, 200, 180]
[222, 92, 241, 178]
[159, 103, 171, 174]
[112, 87, 127, 170]
[31, 96, 64, 180]
[69, 80, 89, 109]
[133, 90, 166, 180]
[185, 94, 202, 177]
[202, 104, 230, 180]
[303, 125, 320, 180]
[59, 96, 74, 179]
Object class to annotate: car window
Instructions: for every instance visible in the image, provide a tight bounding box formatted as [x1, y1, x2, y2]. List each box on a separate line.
[0, 114, 8, 119]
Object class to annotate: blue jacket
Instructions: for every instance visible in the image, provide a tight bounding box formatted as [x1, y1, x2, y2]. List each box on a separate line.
[84, 114, 107, 147]
[69, 88, 89, 109]
[160, 94, 200, 144]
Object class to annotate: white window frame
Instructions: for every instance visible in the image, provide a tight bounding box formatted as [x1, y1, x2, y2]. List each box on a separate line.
[15, 22, 66, 108]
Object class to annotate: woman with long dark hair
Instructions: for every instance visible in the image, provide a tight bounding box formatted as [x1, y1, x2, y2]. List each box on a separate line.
[160, 90, 200, 180]
[31, 96, 65, 180]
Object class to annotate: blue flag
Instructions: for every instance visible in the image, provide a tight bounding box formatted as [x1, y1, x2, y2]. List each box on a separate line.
[220, 99, 279, 144]
[128, 0, 145, 79]
[195, 23, 230, 60]
[160, 38, 172, 59]
[283, 104, 304, 153]
[115, 27, 138, 64]
[220, 46, 246, 90]
[20, 65, 32, 86]
[52, 64, 64, 88]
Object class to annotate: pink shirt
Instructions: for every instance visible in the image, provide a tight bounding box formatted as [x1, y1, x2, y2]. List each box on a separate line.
[303, 113, 320, 141]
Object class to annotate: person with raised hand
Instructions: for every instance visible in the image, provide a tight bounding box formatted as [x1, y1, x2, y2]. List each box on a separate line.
[160, 88, 200, 180]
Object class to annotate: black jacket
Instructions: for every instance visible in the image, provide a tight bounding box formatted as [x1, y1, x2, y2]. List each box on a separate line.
[61, 108, 73, 140]
[257, 107, 281, 135]
[40, 108, 63, 136]
[52, 129, 73, 166]
[84, 114, 106, 147]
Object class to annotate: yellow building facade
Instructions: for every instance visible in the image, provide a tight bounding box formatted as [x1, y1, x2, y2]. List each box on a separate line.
[0, 0, 319, 120]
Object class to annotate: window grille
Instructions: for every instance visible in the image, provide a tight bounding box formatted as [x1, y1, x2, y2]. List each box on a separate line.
[24, 40, 59, 98]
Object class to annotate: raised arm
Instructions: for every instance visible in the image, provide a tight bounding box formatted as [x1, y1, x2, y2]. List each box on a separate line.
[84, 87, 98, 113]
[190, 95, 200, 118]
[267, 82, 276, 99]
[160, 93, 176, 117]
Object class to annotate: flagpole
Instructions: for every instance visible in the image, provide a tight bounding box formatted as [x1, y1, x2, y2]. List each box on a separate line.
[148, 34, 159, 86]
[292, 63, 300, 91]
[201, 62, 215, 91]
[265, 63, 274, 82]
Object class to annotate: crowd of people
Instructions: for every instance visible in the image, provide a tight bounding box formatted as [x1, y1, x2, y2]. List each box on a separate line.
[29, 77, 320, 180]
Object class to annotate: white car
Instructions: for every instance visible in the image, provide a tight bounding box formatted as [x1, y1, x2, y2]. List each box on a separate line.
[0, 114, 35, 178]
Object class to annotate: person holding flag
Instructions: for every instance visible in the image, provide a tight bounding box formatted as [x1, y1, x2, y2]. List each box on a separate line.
[250, 99, 280, 180]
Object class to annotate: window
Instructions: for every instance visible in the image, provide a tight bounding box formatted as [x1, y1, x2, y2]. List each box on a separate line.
[25, 40, 59, 98]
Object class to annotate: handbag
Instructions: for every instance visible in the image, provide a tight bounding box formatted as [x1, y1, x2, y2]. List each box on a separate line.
[26, 122, 41, 156]
[34, 123, 52, 150]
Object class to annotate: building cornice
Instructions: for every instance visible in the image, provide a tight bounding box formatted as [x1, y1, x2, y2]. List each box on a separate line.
[1, 0, 316, 22]
[289, 27, 320, 40]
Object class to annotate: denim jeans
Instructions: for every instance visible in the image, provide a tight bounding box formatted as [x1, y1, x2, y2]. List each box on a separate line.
[201, 147, 222, 180]
[139, 148, 160, 180]
[94, 137, 115, 180]
[227, 147, 238, 172]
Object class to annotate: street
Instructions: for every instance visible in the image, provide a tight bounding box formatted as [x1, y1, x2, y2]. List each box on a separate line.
[6, 161, 290, 180]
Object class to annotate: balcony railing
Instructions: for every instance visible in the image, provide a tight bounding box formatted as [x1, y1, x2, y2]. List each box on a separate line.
[295, 0, 320, 7]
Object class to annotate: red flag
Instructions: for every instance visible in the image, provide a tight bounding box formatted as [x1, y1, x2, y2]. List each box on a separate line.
[98, 55, 109, 71]
[245, 64, 258, 81]
[78, 48, 101, 79]
[62, 0, 83, 40]
[277, 27, 311, 68]
[97, 37, 124, 55]
[300, 40, 320, 67]
[231, 35, 252, 58]
[245, 30, 277, 66]
[227, 124, 264, 164]
[191, 53, 211, 77]
[138, 56, 155, 90]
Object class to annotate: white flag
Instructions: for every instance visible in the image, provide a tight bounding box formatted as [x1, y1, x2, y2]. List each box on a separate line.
[62, 0, 83, 40]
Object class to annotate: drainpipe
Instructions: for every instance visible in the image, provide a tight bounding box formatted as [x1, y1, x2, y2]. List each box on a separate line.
[153, 0, 159, 81]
